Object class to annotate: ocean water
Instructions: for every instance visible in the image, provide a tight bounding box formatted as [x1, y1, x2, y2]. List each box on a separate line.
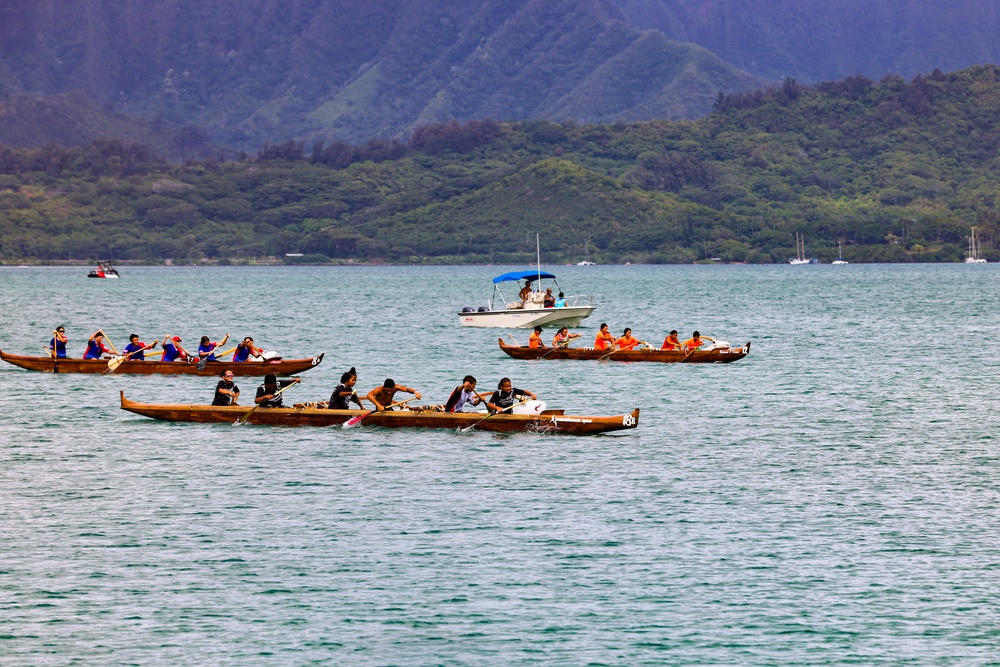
[1, 264, 998, 665]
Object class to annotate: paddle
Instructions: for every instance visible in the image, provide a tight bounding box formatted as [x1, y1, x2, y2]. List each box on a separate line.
[107, 342, 155, 372]
[236, 379, 300, 425]
[460, 397, 531, 433]
[507, 334, 522, 347]
[103, 334, 119, 356]
[598, 345, 619, 361]
[197, 337, 232, 371]
[342, 396, 418, 429]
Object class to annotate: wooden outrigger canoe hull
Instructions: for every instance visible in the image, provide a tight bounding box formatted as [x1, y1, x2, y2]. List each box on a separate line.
[498, 339, 750, 363]
[120, 393, 639, 435]
[0, 348, 324, 376]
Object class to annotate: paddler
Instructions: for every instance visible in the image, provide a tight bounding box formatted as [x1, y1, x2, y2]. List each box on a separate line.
[593, 323, 615, 350]
[328, 367, 366, 410]
[528, 326, 546, 348]
[197, 333, 230, 362]
[255, 373, 300, 407]
[160, 335, 190, 362]
[486, 377, 537, 414]
[83, 330, 113, 359]
[233, 337, 263, 362]
[123, 333, 156, 360]
[552, 326, 581, 348]
[49, 326, 68, 358]
[445, 375, 486, 412]
[661, 330, 680, 350]
[366, 378, 421, 411]
[615, 328, 641, 351]
[681, 331, 704, 352]
[213, 370, 240, 406]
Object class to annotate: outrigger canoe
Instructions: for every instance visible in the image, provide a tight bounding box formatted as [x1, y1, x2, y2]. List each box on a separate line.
[499, 338, 750, 363]
[0, 348, 324, 376]
[120, 392, 639, 435]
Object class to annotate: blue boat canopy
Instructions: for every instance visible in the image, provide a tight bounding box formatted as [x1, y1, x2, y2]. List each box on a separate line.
[493, 270, 557, 284]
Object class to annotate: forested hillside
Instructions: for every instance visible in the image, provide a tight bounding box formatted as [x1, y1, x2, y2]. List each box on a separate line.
[3, 66, 1000, 265]
[0, 0, 763, 150]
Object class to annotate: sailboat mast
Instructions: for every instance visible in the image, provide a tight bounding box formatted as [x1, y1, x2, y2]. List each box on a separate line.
[536, 233, 541, 284]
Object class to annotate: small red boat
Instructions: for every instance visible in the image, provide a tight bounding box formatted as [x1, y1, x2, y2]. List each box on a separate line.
[87, 261, 119, 279]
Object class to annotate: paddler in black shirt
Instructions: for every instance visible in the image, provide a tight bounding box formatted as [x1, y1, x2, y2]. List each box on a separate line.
[254, 373, 300, 407]
[487, 377, 537, 414]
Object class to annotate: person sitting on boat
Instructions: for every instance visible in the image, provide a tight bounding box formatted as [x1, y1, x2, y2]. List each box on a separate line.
[161, 335, 190, 362]
[213, 370, 240, 406]
[554, 292, 566, 307]
[661, 330, 681, 350]
[518, 280, 533, 303]
[197, 333, 230, 362]
[49, 326, 68, 358]
[328, 367, 365, 410]
[255, 373, 300, 408]
[681, 331, 704, 352]
[367, 378, 421, 411]
[487, 377, 537, 414]
[616, 328, 641, 351]
[552, 326, 581, 348]
[233, 337, 263, 362]
[123, 334, 155, 361]
[594, 323, 615, 350]
[83, 330, 112, 359]
[528, 326, 546, 348]
[543, 288, 555, 308]
[445, 375, 485, 413]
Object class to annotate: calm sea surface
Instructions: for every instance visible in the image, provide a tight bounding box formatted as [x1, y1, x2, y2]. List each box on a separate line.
[1, 264, 998, 665]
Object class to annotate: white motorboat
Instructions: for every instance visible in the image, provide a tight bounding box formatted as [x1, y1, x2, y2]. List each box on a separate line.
[459, 270, 596, 328]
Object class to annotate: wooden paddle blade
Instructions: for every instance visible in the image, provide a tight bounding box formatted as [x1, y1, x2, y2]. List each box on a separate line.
[107, 355, 127, 372]
[196, 357, 210, 371]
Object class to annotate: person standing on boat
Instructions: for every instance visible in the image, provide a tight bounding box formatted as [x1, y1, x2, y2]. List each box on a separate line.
[123, 334, 155, 360]
[594, 323, 615, 350]
[49, 326, 68, 358]
[487, 378, 537, 414]
[366, 379, 421, 411]
[616, 328, 641, 350]
[552, 327, 581, 348]
[233, 337, 263, 362]
[213, 370, 240, 406]
[255, 374, 300, 407]
[83, 330, 112, 359]
[661, 330, 681, 350]
[681, 331, 704, 352]
[161, 335, 190, 362]
[519, 280, 533, 302]
[445, 376, 485, 413]
[528, 326, 546, 348]
[543, 288, 556, 308]
[328, 368, 365, 410]
[197, 333, 230, 362]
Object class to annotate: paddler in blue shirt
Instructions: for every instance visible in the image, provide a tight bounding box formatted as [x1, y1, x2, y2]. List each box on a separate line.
[160, 335, 190, 362]
[83, 330, 113, 359]
[123, 334, 156, 361]
[49, 326, 68, 358]
[197, 333, 230, 362]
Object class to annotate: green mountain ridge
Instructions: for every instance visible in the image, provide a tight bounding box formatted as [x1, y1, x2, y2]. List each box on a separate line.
[3, 66, 1000, 264]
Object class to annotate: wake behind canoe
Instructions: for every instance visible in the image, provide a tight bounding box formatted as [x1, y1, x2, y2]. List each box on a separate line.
[0, 348, 324, 375]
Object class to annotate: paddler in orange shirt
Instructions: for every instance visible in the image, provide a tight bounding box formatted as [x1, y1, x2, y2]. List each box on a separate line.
[615, 328, 640, 350]
[528, 326, 546, 348]
[594, 323, 615, 350]
[681, 331, 704, 352]
[661, 330, 680, 350]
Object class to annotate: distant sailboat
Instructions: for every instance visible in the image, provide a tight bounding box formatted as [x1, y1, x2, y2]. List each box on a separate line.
[832, 242, 848, 265]
[789, 233, 815, 264]
[966, 227, 987, 263]
[577, 238, 596, 266]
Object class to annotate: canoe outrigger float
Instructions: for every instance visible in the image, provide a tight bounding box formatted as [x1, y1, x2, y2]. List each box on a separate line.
[120, 392, 639, 435]
[459, 270, 596, 328]
[498, 338, 751, 363]
[0, 348, 324, 376]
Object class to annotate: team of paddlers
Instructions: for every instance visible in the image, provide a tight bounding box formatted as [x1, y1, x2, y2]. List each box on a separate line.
[48, 327, 269, 363]
[213, 369, 538, 416]
[528, 323, 709, 352]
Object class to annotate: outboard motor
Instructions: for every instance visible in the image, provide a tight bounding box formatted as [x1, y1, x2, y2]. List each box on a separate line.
[478, 306, 490, 312]
[462, 307, 475, 313]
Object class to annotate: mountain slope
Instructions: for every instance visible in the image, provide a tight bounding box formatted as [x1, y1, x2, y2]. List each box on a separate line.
[0, 0, 766, 149]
